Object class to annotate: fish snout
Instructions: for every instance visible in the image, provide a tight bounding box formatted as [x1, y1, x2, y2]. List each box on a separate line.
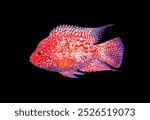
[29, 52, 36, 65]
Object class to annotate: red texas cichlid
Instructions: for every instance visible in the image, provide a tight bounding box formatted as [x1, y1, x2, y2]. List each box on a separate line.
[30, 24, 124, 78]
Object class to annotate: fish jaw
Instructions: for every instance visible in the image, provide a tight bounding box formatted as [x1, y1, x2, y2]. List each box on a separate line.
[30, 51, 38, 65]
[30, 50, 53, 70]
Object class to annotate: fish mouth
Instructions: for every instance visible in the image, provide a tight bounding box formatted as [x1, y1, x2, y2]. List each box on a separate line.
[29, 57, 33, 65]
[29, 54, 43, 68]
[29, 53, 35, 65]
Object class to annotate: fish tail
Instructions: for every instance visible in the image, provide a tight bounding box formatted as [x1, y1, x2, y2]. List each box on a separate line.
[94, 37, 124, 68]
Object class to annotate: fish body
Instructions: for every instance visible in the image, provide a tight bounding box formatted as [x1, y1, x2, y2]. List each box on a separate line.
[30, 24, 124, 78]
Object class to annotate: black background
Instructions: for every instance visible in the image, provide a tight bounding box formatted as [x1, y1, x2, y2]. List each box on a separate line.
[1, 1, 149, 102]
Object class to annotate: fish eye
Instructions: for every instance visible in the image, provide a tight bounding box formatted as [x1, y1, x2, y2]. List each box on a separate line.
[37, 51, 41, 55]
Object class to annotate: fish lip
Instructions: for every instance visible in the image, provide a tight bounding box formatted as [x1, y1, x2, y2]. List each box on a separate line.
[29, 59, 34, 65]
[29, 54, 35, 65]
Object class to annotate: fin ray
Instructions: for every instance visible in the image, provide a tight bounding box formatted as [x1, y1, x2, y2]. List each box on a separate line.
[50, 24, 114, 44]
[80, 58, 113, 72]
[86, 24, 114, 44]
[95, 37, 124, 68]
[59, 70, 84, 78]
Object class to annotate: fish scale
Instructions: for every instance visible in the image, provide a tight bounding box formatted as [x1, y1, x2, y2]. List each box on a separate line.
[30, 24, 124, 78]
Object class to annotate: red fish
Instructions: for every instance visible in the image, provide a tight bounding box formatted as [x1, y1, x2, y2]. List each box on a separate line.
[30, 24, 124, 78]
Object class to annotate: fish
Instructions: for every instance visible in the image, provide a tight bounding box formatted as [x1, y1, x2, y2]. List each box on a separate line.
[30, 24, 124, 78]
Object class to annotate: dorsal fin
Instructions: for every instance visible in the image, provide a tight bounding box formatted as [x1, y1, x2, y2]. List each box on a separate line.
[49, 24, 114, 44]
[85, 24, 114, 44]
[51, 25, 79, 32]
[50, 24, 82, 36]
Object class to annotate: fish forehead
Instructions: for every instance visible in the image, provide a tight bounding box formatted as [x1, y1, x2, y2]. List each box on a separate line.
[35, 25, 94, 62]
[36, 26, 90, 55]
[37, 24, 113, 53]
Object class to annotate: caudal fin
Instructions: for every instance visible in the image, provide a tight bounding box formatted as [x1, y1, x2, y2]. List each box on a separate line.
[95, 37, 124, 68]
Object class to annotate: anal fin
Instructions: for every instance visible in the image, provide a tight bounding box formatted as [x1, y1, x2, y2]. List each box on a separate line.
[79, 58, 112, 72]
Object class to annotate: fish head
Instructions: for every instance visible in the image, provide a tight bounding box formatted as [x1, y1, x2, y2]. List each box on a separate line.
[30, 40, 53, 70]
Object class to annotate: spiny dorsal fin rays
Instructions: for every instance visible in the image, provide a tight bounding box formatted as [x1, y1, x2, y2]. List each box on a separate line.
[50, 24, 114, 44]
[54, 25, 81, 31]
[50, 24, 82, 35]
[86, 24, 114, 44]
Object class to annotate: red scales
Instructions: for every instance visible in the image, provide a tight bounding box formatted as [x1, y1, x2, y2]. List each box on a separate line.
[30, 24, 124, 78]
